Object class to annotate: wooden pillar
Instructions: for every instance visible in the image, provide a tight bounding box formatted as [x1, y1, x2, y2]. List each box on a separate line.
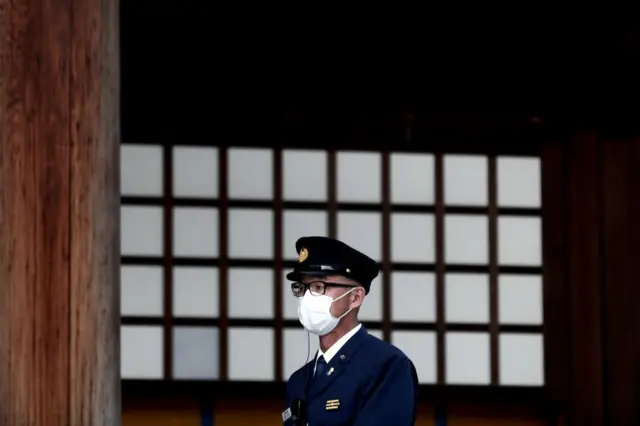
[564, 133, 605, 425]
[547, 133, 640, 426]
[599, 138, 640, 426]
[0, 0, 120, 425]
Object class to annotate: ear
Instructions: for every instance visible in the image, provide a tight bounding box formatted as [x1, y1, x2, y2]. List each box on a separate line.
[349, 287, 366, 309]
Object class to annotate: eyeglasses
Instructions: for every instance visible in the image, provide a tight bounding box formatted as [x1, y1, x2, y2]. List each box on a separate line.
[290, 281, 355, 297]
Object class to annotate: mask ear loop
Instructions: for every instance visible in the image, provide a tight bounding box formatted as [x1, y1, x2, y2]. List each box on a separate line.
[332, 287, 357, 320]
[331, 287, 356, 303]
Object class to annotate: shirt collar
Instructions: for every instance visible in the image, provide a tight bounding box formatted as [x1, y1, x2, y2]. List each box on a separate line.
[317, 323, 362, 364]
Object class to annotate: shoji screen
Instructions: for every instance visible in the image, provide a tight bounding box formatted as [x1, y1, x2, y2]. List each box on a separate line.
[120, 144, 543, 391]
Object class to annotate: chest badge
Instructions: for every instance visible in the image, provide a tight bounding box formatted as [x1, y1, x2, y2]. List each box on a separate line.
[325, 399, 340, 411]
[327, 367, 334, 376]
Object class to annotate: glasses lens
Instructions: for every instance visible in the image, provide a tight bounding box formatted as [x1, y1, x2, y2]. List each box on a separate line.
[309, 282, 325, 296]
[291, 283, 304, 297]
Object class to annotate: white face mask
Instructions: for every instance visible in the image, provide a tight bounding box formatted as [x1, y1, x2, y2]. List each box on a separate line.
[297, 288, 355, 336]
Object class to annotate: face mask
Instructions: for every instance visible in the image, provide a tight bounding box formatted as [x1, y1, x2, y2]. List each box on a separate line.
[297, 288, 355, 336]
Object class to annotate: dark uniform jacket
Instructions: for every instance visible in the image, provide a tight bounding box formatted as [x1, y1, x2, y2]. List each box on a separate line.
[283, 326, 419, 425]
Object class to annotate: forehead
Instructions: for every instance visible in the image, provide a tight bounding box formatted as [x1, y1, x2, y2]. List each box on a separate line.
[300, 274, 350, 284]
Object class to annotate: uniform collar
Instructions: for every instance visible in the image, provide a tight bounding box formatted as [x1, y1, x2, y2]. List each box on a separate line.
[316, 323, 362, 364]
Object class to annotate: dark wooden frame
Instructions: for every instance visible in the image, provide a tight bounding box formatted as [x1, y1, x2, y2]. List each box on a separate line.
[120, 116, 551, 411]
[121, 3, 640, 423]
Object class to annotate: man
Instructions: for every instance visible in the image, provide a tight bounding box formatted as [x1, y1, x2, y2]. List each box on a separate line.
[282, 236, 419, 426]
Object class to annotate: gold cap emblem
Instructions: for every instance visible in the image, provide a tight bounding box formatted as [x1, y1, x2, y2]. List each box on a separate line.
[298, 247, 309, 263]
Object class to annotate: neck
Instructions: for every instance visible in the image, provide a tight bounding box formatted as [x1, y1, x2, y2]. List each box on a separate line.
[319, 317, 358, 353]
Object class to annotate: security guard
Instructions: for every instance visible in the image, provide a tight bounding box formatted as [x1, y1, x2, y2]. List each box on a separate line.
[282, 236, 419, 426]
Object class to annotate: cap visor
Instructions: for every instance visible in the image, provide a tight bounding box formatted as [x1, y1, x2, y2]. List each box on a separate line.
[285, 269, 332, 281]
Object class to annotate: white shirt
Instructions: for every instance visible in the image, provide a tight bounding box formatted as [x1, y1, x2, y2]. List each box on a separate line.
[313, 323, 362, 375]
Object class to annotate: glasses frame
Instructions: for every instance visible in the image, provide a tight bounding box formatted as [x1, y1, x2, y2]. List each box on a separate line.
[290, 280, 356, 297]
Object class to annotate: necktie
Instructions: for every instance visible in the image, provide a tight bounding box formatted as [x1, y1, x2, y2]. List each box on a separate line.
[315, 356, 327, 379]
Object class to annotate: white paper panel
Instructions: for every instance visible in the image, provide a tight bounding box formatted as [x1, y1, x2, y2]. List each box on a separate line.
[391, 272, 436, 322]
[446, 332, 490, 385]
[283, 150, 327, 201]
[499, 275, 543, 325]
[498, 216, 542, 266]
[337, 151, 381, 202]
[173, 326, 219, 379]
[391, 213, 435, 263]
[358, 275, 382, 321]
[282, 210, 328, 260]
[173, 146, 218, 198]
[282, 272, 299, 320]
[444, 215, 488, 264]
[120, 206, 163, 256]
[392, 331, 437, 384]
[497, 157, 541, 208]
[390, 153, 435, 204]
[228, 268, 274, 318]
[120, 266, 163, 317]
[444, 155, 488, 206]
[282, 328, 320, 381]
[445, 274, 489, 323]
[121, 144, 163, 196]
[228, 148, 273, 199]
[228, 208, 273, 259]
[499, 333, 544, 386]
[337, 212, 382, 262]
[173, 207, 219, 257]
[228, 327, 274, 381]
[173, 267, 218, 318]
[121, 325, 163, 379]
[367, 329, 384, 340]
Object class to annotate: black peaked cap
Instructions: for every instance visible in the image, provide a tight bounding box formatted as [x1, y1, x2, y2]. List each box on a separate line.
[285, 236, 379, 294]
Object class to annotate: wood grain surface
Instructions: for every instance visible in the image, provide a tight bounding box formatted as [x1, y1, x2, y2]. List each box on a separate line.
[0, 0, 120, 425]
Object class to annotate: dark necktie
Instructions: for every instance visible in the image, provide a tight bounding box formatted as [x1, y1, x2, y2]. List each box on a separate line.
[314, 355, 327, 379]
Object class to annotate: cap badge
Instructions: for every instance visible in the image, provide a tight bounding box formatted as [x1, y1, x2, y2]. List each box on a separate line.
[298, 247, 309, 263]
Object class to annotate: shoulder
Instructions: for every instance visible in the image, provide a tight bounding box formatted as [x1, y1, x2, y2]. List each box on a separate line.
[357, 333, 418, 391]
[364, 331, 408, 359]
[359, 332, 413, 369]
[286, 359, 313, 388]
[290, 360, 312, 379]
